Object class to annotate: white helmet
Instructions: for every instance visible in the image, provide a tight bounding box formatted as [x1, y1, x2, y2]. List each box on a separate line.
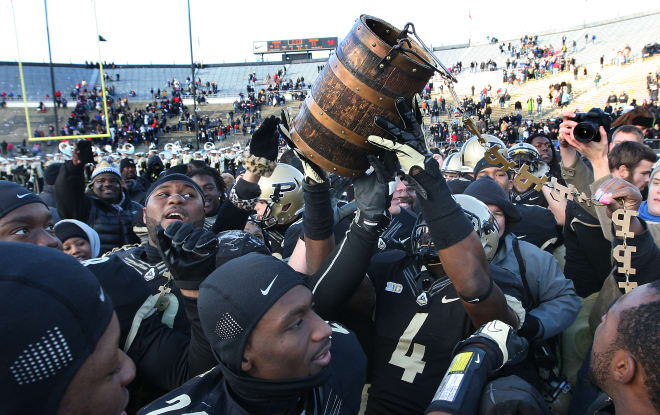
[508, 142, 549, 178]
[441, 152, 462, 175]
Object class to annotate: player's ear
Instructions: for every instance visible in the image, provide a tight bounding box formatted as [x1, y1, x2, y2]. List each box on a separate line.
[241, 343, 254, 373]
[612, 350, 636, 385]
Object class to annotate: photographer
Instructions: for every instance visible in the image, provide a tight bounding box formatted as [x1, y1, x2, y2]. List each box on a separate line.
[559, 112, 648, 215]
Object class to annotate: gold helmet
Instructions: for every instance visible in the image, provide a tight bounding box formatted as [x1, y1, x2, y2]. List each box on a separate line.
[460, 134, 507, 174]
[258, 163, 304, 228]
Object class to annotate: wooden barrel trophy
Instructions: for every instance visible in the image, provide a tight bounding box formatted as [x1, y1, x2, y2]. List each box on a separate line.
[290, 15, 438, 176]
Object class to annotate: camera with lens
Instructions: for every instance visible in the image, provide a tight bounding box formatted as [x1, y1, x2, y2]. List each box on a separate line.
[570, 108, 611, 143]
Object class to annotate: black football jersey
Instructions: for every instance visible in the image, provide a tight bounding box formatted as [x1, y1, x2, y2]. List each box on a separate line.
[364, 250, 523, 415]
[106, 245, 190, 332]
[137, 322, 366, 415]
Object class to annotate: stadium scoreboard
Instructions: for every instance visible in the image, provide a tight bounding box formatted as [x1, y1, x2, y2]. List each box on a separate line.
[253, 37, 338, 54]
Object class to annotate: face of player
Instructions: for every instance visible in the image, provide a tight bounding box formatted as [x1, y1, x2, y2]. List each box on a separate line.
[477, 167, 512, 192]
[486, 204, 506, 237]
[254, 200, 269, 221]
[242, 285, 333, 379]
[62, 236, 92, 261]
[190, 174, 221, 216]
[389, 178, 414, 215]
[530, 136, 553, 163]
[143, 181, 205, 246]
[589, 284, 657, 396]
[92, 174, 122, 204]
[56, 314, 135, 415]
[443, 171, 460, 181]
[0, 203, 61, 249]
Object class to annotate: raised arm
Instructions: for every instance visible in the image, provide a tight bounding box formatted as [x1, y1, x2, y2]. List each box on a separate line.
[55, 141, 93, 220]
[369, 98, 518, 328]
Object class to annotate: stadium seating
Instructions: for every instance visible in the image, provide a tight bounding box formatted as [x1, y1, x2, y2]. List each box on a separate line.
[1, 11, 659, 104]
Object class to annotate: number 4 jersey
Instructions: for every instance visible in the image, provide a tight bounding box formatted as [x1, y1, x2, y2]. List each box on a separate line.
[363, 250, 524, 415]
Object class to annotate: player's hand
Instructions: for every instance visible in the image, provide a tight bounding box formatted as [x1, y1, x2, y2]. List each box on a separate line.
[156, 222, 218, 291]
[368, 97, 428, 175]
[594, 177, 643, 218]
[249, 115, 279, 162]
[75, 140, 94, 166]
[456, 320, 528, 370]
[353, 160, 391, 219]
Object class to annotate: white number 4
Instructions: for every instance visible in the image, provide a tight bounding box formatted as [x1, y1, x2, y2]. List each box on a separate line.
[388, 313, 428, 383]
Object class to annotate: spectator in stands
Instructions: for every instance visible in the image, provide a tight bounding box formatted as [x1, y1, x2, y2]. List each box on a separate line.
[619, 91, 629, 105]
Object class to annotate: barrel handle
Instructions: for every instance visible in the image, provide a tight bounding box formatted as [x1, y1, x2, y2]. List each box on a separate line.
[399, 22, 468, 118]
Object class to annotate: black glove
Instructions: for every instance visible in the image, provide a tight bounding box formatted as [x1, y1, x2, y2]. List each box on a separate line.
[76, 140, 95, 165]
[353, 157, 393, 219]
[249, 115, 279, 162]
[155, 222, 218, 291]
[352, 157, 392, 235]
[454, 320, 528, 372]
[517, 314, 542, 342]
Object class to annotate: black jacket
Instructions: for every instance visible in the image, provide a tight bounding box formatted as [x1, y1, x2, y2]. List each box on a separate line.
[136, 323, 366, 415]
[55, 161, 142, 253]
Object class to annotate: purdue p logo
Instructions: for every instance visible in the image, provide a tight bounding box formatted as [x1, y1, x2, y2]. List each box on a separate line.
[270, 182, 296, 203]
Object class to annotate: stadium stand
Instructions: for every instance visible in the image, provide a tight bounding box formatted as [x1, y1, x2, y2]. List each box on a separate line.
[1, 11, 658, 103]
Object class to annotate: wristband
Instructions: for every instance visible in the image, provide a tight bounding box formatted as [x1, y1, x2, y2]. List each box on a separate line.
[233, 178, 261, 200]
[425, 346, 493, 415]
[302, 180, 333, 240]
[244, 152, 277, 177]
[414, 171, 474, 250]
[229, 187, 259, 212]
[458, 276, 493, 304]
[353, 209, 391, 236]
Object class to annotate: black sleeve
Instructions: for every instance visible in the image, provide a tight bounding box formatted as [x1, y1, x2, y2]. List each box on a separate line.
[126, 296, 216, 391]
[210, 199, 250, 234]
[55, 160, 91, 220]
[307, 220, 378, 320]
[612, 222, 660, 286]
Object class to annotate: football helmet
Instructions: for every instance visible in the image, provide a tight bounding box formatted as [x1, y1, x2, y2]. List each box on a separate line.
[460, 134, 507, 174]
[441, 152, 462, 179]
[507, 142, 549, 178]
[412, 194, 500, 264]
[257, 163, 304, 228]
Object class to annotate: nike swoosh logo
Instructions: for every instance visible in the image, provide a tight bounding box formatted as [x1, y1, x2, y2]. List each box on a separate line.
[260, 274, 278, 296]
[16, 193, 30, 199]
[475, 354, 481, 364]
[398, 237, 410, 244]
[441, 296, 460, 303]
